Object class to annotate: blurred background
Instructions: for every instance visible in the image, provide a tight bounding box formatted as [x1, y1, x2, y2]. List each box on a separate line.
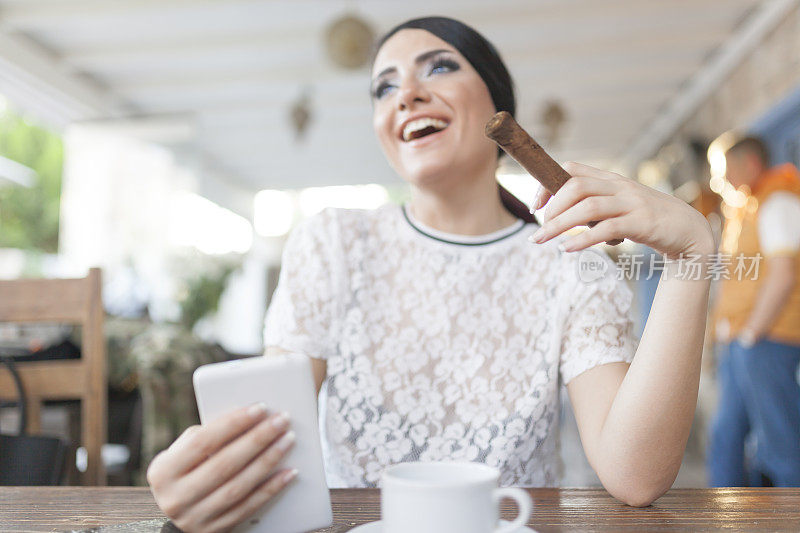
[0, 0, 798, 486]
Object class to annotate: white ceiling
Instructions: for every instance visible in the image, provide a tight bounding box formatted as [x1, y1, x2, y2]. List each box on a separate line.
[0, 0, 773, 197]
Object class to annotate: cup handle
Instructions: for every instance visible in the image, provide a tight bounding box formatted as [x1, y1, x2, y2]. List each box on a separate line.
[492, 487, 533, 532]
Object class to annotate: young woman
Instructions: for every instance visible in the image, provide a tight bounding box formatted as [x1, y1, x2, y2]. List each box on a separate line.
[147, 17, 714, 532]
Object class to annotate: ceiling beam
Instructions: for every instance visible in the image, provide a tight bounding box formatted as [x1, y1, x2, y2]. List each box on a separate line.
[85, 30, 709, 94]
[619, 0, 799, 173]
[3, 0, 697, 31]
[74, 113, 197, 145]
[56, 5, 730, 71]
[483, 6, 748, 55]
[62, 25, 311, 70]
[0, 0, 251, 27]
[369, 0, 757, 37]
[87, 23, 706, 99]
[0, 28, 131, 125]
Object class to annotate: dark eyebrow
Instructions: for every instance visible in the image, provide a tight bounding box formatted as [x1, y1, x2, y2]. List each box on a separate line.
[372, 48, 455, 83]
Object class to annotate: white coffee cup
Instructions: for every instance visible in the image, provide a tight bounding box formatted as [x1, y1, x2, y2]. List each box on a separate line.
[381, 461, 533, 533]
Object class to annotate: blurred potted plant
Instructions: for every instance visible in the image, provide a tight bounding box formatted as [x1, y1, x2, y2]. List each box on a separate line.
[177, 261, 238, 331]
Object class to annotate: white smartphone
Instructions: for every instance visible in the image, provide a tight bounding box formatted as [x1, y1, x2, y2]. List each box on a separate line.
[193, 353, 332, 533]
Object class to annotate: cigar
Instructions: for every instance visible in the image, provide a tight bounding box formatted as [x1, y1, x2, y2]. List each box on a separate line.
[485, 111, 622, 246]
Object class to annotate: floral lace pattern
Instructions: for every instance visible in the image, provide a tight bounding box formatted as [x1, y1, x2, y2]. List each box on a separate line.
[264, 205, 636, 487]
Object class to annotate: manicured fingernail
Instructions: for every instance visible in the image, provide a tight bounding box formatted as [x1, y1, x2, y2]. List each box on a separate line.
[271, 411, 290, 430]
[532, 185, 545, 210]
[283, 468, 298, 483]
[247, 403, 269, 418]
[275, 430, 295, 451]
[531, 227, 545, 243]
[530, 194, 540, 213]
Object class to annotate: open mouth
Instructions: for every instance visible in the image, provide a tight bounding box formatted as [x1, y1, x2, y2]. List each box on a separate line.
[402, 117, 450, 142]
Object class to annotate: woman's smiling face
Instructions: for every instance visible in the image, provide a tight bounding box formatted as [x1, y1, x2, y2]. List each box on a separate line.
[371, 29, 498, 187]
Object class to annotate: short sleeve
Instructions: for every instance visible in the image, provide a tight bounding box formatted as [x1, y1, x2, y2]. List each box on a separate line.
[263, 209, 345, 359]
[558, 250, 637, 385]
[758, 192, 800, 257]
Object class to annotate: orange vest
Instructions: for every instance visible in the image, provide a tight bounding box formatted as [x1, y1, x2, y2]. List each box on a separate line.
[713, 163, 800, 345]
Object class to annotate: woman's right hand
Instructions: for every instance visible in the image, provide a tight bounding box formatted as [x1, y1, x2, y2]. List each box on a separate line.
[147, 404, 297, 533]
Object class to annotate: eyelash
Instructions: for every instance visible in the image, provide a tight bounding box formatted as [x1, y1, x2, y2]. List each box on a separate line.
[429, 58, 459, 75]
[372, 58, 460, 100]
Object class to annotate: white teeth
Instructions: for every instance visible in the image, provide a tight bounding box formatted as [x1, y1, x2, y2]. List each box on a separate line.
[402, 117, 449, 141]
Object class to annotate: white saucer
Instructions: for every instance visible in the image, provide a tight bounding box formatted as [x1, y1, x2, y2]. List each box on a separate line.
[348, 520, 538, 532]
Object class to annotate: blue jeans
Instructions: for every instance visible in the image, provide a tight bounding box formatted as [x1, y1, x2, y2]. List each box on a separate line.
[708, 341, 750, 486]
[708, 339, 800, 486]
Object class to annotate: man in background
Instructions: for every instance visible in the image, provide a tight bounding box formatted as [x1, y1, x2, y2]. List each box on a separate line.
[708, 136, 800, 487]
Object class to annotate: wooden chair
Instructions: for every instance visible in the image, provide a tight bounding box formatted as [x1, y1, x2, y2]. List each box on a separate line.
[0, 268, 106, 485]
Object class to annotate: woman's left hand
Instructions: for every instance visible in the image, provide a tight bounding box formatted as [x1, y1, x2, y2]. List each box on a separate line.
[529, 161, 714, 259]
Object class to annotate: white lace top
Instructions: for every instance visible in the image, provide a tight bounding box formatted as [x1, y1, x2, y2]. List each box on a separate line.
[264, 204, 636, 488]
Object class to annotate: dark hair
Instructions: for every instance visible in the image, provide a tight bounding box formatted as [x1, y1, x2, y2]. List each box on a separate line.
[375, 16, 534, 223]
[726, 136, 770, 167]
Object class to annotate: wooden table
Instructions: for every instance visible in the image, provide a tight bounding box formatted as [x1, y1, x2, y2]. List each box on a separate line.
[1, 487, 799, 532]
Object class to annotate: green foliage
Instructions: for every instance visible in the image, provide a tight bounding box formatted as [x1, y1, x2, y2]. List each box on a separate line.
[178, 263, 237, 331]
[0, 111, 64, 252]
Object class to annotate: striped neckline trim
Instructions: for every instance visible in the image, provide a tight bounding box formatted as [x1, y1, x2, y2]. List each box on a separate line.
[401, 205, 527, 246]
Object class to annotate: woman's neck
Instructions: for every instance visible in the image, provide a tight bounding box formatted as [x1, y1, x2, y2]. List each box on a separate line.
[407, 173, 518, 236]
